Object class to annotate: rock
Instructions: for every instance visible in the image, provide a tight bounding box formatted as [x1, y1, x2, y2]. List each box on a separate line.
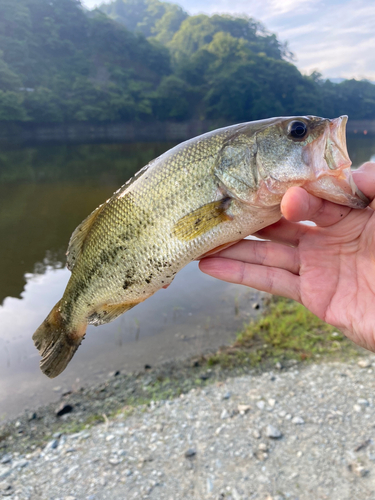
[222, 391, 231, 400]
[357, 398, 369, 406]
[253, 429, 261, 439]
[256, 401, 265, 410]
[27, 411, 37, 421]
[238, 404, 251, 415]
[265, 424, 282, 439]
[252, 302, 260, 309]
[358, 359, 372, 368]
[56, 403, 73, 417]
[106, 434, 115, 442]
[108, 457, 121, 466]
[0, 483, 14, 497]
[184, 448, 196, 458]
[12, 459, 29, 469]
[220, 409, 230, 419]
[258, 443, 268, 451]
[292, 416, 305, 425]
[275, 362, 282, 370]
[349, 462, 369, 477]
[268, 398, 276, 408]
[354, 439, 371, 452]
[0, 455, 11, 465]
[44, 439, 59, 451]
[206, 477, 213, 493]
[64, 497, 77, 500]
[353, 404, 362, 412]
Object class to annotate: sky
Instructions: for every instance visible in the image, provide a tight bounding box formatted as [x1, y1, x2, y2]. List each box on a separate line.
[81, 0, 375, 80]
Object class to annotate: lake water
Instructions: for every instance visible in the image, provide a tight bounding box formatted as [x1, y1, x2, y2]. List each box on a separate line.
[1, 133, 374, 422]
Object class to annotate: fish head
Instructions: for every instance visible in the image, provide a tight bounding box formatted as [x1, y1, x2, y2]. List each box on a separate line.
[254, 115, 369, 209]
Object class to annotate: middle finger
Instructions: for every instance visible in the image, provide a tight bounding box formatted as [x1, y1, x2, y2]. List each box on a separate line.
[206, 238, 300, 275]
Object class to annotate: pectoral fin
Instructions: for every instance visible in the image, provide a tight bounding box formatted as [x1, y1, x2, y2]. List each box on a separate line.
[173, 197, 232, 241]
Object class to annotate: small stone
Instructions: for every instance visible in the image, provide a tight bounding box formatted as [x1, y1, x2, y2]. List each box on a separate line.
[27, 411, 37, 421]
[238, 404, 251, 415]
[53, 432, 62, 439]
[357, 398, 369, 406]
[222, 391, 231, 400]
[185, 448, 196, 458]
[220, 409, 230, 419]
[12, 459, 29, 469]
[0, 455, 12, 465]
[350, 462, 369, 477]
[106, 434, 115, 442]
[265, 424, 282, 439]
[252, 302, 260, 309]
[256, 401, 265, 410]
[56, 403, 73, 417]
[353, 404, 362, 412]
[206, 477, 213, 493]
[0, 483, 12, 493]
[292, 416, 305, 425]
[275, 362, 282, 370]
[108, 457, 121, 466]
[285, 413, 292, 420]
[44, 439, 59, 451]
[258, 443, 268, 451]
[358, 359, 372, 368]
[53, 386, 61, 392]
[64, 497, 77, 500]
[268, 398, 276, 408]
[297, 451, 303, 458]
[253, 430, 261, 439]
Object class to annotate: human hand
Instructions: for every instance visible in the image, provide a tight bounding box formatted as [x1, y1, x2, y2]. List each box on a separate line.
[199, 162, 375, 351]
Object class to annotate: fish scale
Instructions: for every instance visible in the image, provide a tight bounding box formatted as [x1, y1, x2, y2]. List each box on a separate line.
[32, 115, 369, 378]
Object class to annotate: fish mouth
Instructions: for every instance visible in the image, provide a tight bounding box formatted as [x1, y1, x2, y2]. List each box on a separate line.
[304, 116, 370, 209]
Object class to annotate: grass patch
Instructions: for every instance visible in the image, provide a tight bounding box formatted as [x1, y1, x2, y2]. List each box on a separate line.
[207, 296, 359, 369]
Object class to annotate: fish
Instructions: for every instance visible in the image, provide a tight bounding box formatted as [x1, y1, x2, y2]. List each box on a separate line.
[32, 115, 369, 378]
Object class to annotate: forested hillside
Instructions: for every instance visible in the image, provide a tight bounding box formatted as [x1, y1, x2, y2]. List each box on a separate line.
[0, 0, 374, 122]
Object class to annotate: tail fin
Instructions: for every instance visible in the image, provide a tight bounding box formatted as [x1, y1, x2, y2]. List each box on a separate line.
[32, 300, 87, 378]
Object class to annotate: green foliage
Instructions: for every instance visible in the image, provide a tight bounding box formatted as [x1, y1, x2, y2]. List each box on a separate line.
[0, 90, 27, 120]
[0, 0, 374, 123]
[99, 0, 187, 41]
[207, 297, 359, 370]
[168, 14, 286, 64]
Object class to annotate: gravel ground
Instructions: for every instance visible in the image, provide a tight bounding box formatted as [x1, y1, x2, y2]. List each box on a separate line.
[2, 358, 375, 500]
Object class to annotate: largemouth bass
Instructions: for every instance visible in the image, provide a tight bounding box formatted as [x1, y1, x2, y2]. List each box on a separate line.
[33, 115, 369, 377]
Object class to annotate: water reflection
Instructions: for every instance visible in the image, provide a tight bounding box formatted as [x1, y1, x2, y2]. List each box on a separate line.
[0, 134, 374, 420]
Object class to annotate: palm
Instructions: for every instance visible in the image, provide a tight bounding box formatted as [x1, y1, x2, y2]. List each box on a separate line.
[296, 209, 375, 349]
[199, 163, 375, 352]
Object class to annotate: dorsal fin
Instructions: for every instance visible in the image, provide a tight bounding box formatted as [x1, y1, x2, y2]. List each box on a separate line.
[66, 203, 105, 271]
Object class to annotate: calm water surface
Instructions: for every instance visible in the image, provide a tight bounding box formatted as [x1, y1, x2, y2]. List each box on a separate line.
[1, 134, 374, 421]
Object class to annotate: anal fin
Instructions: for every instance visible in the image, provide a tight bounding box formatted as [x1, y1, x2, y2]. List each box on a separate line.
[88, 302, 137, 326]
[173, 197, 232, 241]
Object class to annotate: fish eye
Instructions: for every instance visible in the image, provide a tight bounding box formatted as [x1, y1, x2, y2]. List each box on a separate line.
[289, 121, 308, 140]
